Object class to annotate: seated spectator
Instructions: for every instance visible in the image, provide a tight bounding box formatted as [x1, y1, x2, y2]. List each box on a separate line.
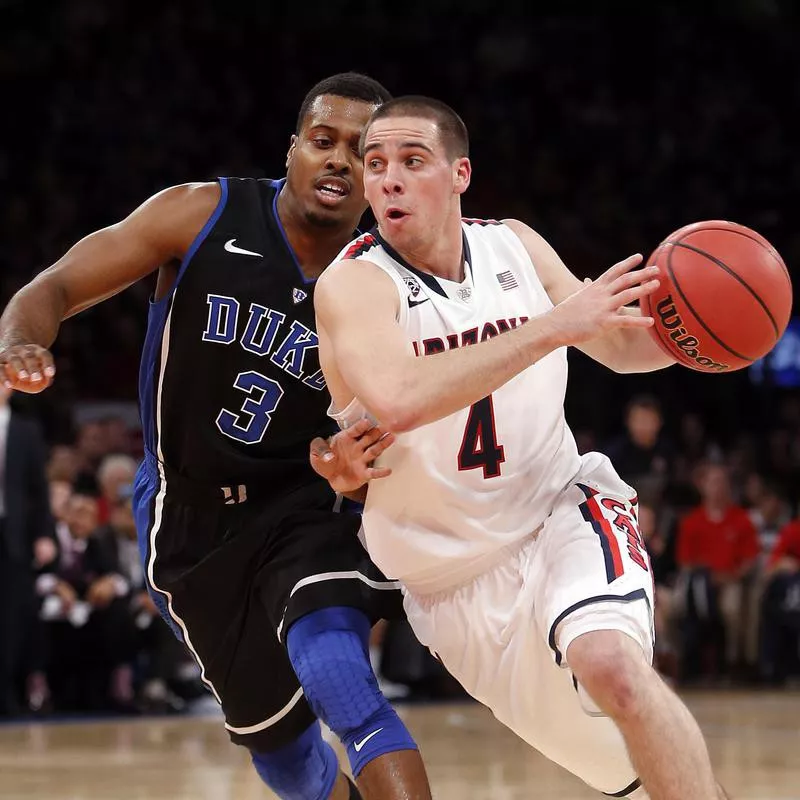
[759, 518, 800, 684]
[676, 462, 759, 680]
[89, 486, 189, 713]
[744, 478, 792, 676]
[605, 395, 675, 505]
[639, 502, 679, 676]
[96, 453, 138, 524]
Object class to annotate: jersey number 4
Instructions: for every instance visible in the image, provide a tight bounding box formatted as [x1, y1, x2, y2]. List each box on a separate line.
[216, 370, 285, 445]
[457, 395, 505, 479]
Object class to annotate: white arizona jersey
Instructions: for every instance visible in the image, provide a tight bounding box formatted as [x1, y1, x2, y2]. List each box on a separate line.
[333, 220, 582, 593]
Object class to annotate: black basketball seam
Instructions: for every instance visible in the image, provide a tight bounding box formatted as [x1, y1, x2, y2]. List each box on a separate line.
[672, 239, 779, 337]
[681, 225, 791, 285]
[666, 246, 752, 363]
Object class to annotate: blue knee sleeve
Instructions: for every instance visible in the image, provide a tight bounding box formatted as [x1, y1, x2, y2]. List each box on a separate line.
[251, 721, 338, 800]
[287, 607, 418, 777]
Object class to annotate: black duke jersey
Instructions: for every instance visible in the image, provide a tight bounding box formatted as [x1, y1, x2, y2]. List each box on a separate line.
[139, 177, 334, 493]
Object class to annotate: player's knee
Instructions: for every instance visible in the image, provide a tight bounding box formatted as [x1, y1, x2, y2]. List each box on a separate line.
[249, 721, 338, 800]
[567, 629, 650, 720]
[287, 607, 418, 776]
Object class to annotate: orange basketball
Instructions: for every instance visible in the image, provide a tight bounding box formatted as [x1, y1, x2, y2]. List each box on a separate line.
[640, 220, 793, 372]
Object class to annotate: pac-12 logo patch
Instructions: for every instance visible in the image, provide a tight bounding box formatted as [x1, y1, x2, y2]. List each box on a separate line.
[403, 276, 421, 299]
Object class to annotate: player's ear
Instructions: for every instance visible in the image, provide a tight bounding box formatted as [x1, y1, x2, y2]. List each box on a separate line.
[286, 135, 298, 169]
[453, 157, 471, 196]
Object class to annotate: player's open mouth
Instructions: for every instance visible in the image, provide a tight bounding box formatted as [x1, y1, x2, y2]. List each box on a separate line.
[386, 208, 408, 221]
[314, 177, 350, 206]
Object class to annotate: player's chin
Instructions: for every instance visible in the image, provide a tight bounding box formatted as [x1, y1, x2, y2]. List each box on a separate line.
[306, 198, 361, 228]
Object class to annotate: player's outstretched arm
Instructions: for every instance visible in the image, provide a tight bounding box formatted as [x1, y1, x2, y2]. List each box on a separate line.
[504, 218, 676, 373]
[316, 255, 657, 432]
[0, 182, 219, 392]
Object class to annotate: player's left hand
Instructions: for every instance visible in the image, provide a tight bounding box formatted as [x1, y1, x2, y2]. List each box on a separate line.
[310, 419, 395, 493]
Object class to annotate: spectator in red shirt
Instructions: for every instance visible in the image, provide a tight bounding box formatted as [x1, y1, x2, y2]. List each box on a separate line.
[767, 520, 800, 574]
[759, 519, 800, 683]
[677, 463, 759, 672]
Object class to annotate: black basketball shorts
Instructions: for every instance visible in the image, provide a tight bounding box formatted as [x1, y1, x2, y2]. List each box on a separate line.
[133, 460, 403, 752]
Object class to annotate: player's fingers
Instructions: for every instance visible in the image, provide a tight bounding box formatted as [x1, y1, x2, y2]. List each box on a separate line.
[615, 312, 655, 328]
[609, 265, 660, 294]
[345, 419, 376, 439]
[19, 352, 50, 386]
[2, 354, 28, 384]
[355, 426, 385, 450]
[365, 466, 392, 480]
[613, 279, 660, 308]
[309, 436, 336, 464]
[598, 253, 643, 283]
[363, 432, 396, 461]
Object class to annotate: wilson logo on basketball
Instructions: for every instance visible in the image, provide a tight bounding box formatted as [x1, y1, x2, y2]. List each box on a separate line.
[655, 296, 729, 372]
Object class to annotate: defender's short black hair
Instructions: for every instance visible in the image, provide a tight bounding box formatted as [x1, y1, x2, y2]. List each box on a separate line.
[296, 72, 392, 134]
[364, 95, 469, 160]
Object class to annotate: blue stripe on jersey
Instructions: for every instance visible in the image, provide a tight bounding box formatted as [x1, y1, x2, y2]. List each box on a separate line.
[132, 459, 182, 639]
[138, 178, 230, 455]
[270, 178, 317, 286]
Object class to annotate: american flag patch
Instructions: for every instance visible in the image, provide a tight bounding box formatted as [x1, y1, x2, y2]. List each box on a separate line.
[496, 270, 518, 291]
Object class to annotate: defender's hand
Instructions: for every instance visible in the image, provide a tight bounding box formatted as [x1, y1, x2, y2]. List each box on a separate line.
[549, 255, 660, 345]
[310, 418, 395, 494]
[0, 343, 56, 393]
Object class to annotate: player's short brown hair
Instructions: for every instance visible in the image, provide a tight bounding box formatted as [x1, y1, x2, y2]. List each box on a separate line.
[363, 95, 469, 161]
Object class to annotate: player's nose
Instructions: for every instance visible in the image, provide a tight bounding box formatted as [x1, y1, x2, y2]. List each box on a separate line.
[325, 144, 351, 173]
[382, 162, 404, 194]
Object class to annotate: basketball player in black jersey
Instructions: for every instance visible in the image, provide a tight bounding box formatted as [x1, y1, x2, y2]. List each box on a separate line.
[0, 73, 432, 800]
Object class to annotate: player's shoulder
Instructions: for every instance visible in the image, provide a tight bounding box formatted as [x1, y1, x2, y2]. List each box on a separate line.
[462, 216, 503, 227]
[143, 181, 221, 220]
[339, 230, 382, 262]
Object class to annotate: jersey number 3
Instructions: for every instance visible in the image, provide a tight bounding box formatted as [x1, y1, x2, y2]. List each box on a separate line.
[457, 395, 505, 479]
[216, 370, 285, 444]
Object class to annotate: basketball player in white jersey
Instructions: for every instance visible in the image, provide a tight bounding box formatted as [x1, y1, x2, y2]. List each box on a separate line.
[313, 96, 728, 799]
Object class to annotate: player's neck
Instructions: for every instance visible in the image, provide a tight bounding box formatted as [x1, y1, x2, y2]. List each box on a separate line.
[276, 190, 357, 281]
[395, 218, 465, 283]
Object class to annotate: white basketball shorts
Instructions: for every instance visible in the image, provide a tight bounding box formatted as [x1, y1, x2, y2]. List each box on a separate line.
[404, 451, 654, 797]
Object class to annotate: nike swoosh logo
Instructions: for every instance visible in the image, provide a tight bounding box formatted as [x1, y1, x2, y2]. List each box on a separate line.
[224, 239, 263, 258]
[353, 728, 384, 752]
[408, 297, 429, 308]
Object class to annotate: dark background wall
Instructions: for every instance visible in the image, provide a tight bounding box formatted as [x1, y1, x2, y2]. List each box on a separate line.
[1, 0, 797, 448]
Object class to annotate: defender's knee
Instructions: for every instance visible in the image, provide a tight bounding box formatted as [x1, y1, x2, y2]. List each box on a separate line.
[286, 607, 418, 776]
[567, 630, 651, 721]
[250, 721, 338, 800]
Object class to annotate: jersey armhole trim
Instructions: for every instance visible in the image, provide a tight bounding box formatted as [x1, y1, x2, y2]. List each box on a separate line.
[173, 177, 230, 290]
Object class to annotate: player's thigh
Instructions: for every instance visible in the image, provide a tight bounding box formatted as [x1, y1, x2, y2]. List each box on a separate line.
[403, 555, 642, 797]
[137, 496, 317, 751]
[532, 451, 655, 669]
[504, 627, 642, 796]
[255, 509, 404, 642]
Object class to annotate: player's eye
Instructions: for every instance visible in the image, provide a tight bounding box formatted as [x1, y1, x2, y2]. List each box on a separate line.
[313, 137, 333, 148]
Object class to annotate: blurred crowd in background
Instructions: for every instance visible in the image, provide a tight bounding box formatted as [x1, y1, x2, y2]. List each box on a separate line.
[1, 1, 799, 718]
